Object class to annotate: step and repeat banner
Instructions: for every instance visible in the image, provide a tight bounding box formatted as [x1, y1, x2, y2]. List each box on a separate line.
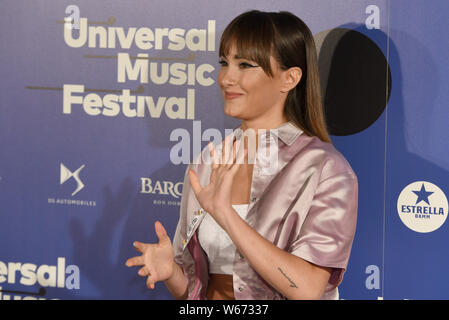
[0, 0, 448, 300]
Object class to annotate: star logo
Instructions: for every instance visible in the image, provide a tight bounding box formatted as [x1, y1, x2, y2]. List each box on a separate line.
[397, 181, 448, 233]
[412, 183, 434, 205]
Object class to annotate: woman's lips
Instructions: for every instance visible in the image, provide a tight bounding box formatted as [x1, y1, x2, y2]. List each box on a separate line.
[224, 92, 244, 100]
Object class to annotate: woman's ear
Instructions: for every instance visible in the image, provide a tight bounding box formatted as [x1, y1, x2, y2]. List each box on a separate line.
[280, 67, 302, 93]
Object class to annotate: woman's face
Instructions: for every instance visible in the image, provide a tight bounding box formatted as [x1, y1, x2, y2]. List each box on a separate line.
[217, 45, 286, 124]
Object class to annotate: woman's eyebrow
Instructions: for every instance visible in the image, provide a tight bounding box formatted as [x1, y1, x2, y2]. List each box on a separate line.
[219, 54, 255, 62]
[233, 54, 252, 60]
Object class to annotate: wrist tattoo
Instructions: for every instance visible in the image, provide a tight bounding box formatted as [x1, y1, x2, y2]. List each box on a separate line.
[278, 267, 298, 288]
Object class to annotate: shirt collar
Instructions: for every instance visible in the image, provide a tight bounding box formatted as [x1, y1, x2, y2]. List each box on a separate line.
[232, 121, 303, 146]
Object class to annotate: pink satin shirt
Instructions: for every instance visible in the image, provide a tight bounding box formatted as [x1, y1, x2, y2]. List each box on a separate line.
[172, 121, 358, 300]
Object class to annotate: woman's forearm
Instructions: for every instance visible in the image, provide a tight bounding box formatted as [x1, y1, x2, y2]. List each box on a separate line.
[164, 261, 189, 300]
[221, 207, 332, 300]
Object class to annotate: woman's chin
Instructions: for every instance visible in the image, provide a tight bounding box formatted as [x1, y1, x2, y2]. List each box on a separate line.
[224, 106, 241, 118]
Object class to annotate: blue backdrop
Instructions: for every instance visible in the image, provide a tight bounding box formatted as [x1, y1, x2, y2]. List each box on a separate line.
[0, 0, 448, 300]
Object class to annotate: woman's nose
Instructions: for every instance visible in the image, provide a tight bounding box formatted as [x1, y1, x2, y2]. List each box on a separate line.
[219, 66, 238, 87]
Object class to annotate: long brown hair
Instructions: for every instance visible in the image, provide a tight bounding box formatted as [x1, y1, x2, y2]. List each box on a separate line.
[219, 10, 331, 143]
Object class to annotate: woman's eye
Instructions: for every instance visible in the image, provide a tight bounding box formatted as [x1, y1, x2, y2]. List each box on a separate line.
[218, 60, 258, 69]
[239, 62, 257, 69]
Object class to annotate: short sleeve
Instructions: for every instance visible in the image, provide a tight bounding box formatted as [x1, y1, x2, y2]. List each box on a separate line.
[288, 171, 358, 288]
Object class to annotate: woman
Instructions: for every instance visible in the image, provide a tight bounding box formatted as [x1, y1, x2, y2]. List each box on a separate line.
[126, 10, 358, 300]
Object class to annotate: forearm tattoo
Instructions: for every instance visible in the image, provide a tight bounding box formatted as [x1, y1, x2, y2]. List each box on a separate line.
[277, 267, 298, 288]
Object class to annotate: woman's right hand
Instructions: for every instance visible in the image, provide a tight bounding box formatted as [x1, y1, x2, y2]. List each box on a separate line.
[126, 221, 175, 289]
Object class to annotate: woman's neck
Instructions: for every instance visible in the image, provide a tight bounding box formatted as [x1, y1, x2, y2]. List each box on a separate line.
[237, 115, 288, 155]
[240, 116, 289, 132]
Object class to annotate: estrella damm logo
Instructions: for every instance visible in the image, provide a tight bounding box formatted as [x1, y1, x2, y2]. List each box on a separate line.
[397, 181, 448, 233]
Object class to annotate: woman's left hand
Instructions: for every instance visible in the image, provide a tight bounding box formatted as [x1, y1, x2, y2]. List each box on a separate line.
[188, 135, 246, 229]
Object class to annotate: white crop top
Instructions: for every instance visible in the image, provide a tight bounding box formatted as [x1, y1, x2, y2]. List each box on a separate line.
[197, 204, 249, 275]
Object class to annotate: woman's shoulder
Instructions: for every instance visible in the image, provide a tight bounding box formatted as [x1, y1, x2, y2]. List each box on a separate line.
[293, 134, 357, 182]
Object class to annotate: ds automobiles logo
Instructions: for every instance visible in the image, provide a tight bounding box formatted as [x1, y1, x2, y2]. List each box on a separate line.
[60, 163, 85, 196]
